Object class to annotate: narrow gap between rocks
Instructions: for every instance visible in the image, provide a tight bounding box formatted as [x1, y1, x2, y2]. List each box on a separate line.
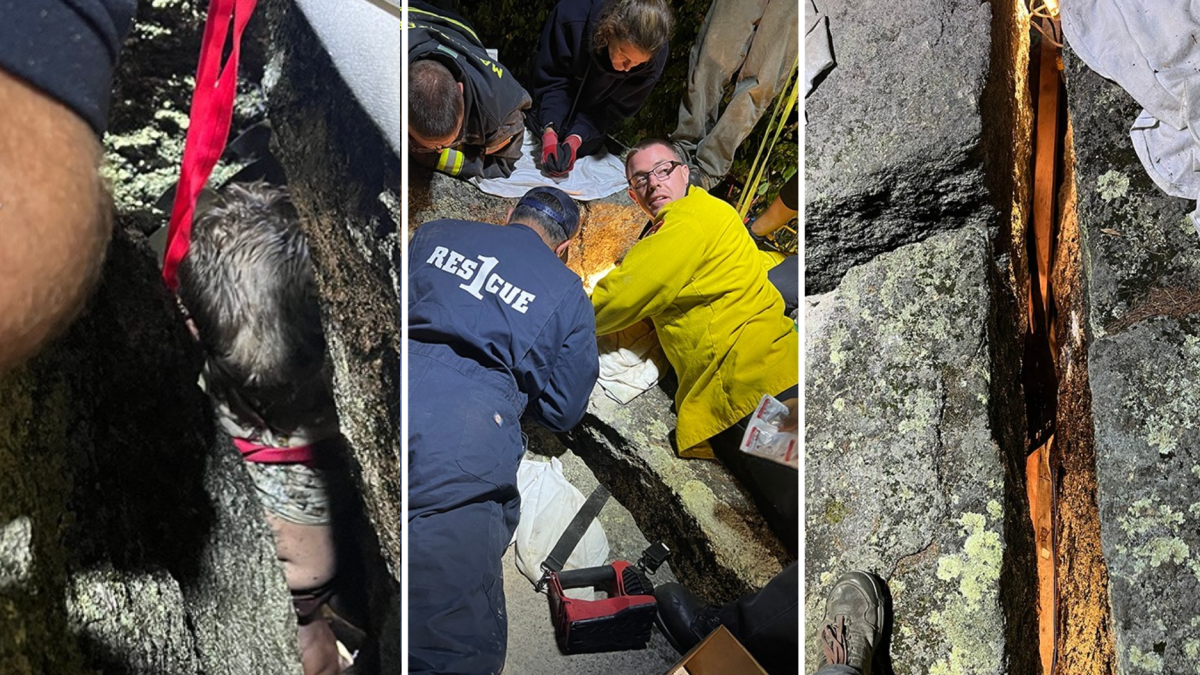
[1048, 61, 1121, 675]
[1020, 7, 1117, 673]
[1021, 11, 1065, 673]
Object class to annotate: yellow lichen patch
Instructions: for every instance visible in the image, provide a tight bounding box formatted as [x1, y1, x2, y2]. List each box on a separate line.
[1183, 638, 1200, 660]
[927, 511, 1005, 674]
[1127, 644, 1164, 673]
[1097, 170, 1131, 202]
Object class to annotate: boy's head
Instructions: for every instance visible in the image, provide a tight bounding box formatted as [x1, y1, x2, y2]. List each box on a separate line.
[178, 182, 326, 397]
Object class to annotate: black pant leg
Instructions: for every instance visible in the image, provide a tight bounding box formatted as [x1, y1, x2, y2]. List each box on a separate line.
[719, 562, 800, 675]
[768, 255, 799, 316]
[710, 385, 799, 557]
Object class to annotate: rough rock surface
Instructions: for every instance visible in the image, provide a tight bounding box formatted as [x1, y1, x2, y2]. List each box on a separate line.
[1066, 52, 1200, 672]
[565, 387, 788, 602]
[804, 0, 996, 294]
[805, 227, 1037, 673]
[103, 0, 269, 234]
[0, 234, 300, 675]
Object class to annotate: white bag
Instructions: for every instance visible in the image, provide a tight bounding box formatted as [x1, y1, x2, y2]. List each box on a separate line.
[513, 458, 610, 599]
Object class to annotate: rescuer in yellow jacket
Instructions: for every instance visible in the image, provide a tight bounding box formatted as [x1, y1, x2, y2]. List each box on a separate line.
[591, 138, 798, 460]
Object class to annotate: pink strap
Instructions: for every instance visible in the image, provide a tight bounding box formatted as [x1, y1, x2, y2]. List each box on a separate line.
[233, 437, 317, 465]
[161, 0, 259, 291]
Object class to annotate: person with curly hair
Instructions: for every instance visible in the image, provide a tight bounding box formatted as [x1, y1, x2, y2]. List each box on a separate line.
[530, 0, 674, 177]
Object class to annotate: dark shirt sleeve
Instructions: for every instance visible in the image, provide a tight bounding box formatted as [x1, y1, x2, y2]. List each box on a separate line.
[0, 0, 137, 135]
[531, 1, 585, 134]
[413, 138, 520, 180]
[478, 111, 525, 179]
[530, 292, 599, 432]
[462, 145, 518, 180]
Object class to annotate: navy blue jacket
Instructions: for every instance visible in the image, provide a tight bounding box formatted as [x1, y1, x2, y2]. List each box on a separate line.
[408, 219, 599, 432]
[530, 0, 668, 146]
[0, 0, 136, 135]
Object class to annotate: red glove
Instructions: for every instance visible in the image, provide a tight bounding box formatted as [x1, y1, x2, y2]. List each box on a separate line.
[542, 127, 560, 170]
[560, 134, 582, 174]
[545, 134, 582, 177]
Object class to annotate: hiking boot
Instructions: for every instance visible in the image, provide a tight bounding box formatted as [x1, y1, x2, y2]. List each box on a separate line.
[654, 582, 722, 654]
[817, 571, 886, 674]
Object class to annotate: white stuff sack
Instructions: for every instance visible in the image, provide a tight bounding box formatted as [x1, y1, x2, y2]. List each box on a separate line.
[513, 458, 610, 600]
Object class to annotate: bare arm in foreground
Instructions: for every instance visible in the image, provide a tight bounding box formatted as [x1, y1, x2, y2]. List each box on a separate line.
[0, 69, 112, 373]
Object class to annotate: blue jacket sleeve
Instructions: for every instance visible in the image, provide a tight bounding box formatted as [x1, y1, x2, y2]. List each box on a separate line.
[530, 292, 599, 432]
[0, 0, 136, 135]
[531, 1, 587, 133]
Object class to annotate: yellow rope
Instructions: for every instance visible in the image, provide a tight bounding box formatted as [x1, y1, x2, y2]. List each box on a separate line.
[737, 56, 800, 219]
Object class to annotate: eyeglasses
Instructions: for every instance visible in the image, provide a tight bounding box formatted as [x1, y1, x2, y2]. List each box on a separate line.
[629, 161, 684, 190]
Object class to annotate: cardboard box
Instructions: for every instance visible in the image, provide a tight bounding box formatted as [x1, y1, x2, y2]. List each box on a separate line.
[663, 626, 769, 675]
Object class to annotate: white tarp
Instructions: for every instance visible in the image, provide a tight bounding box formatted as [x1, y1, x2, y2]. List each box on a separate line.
[470, 128, 629, 201]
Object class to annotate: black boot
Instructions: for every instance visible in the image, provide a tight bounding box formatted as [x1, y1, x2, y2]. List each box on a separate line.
[654, 583, 722, 654]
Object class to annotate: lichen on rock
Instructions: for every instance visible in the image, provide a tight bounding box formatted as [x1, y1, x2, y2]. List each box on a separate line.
[805, 226, 1036, 673]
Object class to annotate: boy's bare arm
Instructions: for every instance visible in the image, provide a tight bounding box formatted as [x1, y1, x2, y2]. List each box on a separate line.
[0, 69, 112, 373]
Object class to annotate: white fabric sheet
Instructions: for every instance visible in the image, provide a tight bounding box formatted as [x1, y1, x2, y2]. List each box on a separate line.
[805, 0, 835, 98]
[470, 128, 629, 201]
[595, 322, 668, 405]
[1062, 0, 1200, 234]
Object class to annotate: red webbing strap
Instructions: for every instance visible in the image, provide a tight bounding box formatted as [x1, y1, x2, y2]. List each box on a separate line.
[233, 437, 319, 465]
[161, 0, 258, 291]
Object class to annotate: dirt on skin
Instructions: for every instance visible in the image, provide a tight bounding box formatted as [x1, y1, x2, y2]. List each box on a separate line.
[1051, 121, 1118, 675]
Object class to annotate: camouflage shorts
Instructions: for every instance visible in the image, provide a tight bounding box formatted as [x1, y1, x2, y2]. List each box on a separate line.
[243, 461, 331, 526]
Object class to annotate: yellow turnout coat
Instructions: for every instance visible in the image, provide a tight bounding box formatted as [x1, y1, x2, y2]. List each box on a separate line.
[592, 188, 799, 458]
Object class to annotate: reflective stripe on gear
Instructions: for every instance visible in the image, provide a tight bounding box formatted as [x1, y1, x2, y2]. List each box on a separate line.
[437, 148, 464, 175]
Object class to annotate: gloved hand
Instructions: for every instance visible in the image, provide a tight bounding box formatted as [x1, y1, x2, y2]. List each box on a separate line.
[559, 135, 582, 177]
[541, 127, 560, 172]
[544, 133, 582, 177]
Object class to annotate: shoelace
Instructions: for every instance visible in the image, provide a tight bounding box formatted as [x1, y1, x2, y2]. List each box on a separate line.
[821, 615, 849, 664]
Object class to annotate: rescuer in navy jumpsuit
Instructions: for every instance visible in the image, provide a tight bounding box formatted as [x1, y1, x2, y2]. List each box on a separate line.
[407, 187, 599, 675]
